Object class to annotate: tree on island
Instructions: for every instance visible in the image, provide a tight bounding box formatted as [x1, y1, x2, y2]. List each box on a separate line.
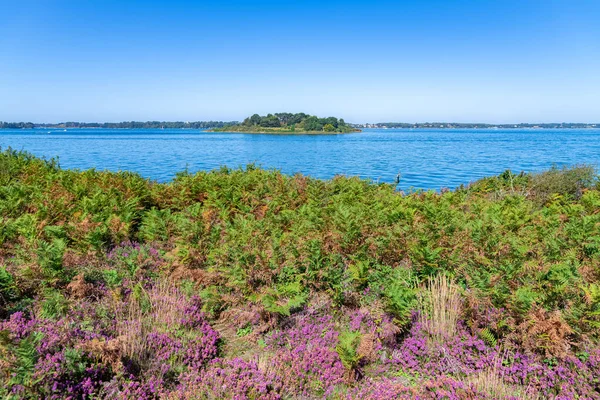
[323, 123, 336, 132]
[259, 114, 281, 128]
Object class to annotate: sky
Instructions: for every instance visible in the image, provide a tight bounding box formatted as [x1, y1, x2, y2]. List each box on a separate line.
[1, 0, 599, 123]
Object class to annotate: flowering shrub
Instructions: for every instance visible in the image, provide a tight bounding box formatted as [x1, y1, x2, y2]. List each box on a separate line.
[0, 310, 110, 399]
[343, 376, 486, 400]
[390, 321, 496, 378]
[0, 283, 219, 399]
[170, 358, 283, 400]
[387, 317, 600, 398]
[109, 282, 220, 390]
[265, 314, 346, 396]
[105, 241, 164, 284]
[32, 348, 111, 399]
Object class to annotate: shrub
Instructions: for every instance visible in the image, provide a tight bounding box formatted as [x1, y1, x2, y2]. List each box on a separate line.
[528, 164, 597, 204]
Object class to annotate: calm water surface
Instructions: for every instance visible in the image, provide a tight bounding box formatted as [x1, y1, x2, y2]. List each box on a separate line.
[1, 128, 599, 190]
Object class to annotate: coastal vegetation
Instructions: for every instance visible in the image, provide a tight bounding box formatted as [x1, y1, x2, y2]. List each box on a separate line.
[0, 121, 236, 130]
[355, 122, 600, 129]
[1, 149, 600, 399]
[211, 113, 359, 133]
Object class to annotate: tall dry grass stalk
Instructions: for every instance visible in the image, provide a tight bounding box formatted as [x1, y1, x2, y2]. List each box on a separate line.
[114, 280, 186, 366]
[465, 352, 540, 400]
[419, 274, 462, 341]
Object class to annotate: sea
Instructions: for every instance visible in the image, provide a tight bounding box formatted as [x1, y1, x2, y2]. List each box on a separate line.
[1, 128, 599, 190]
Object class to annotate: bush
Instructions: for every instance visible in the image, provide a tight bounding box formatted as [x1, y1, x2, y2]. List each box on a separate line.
[529, 164, 597, 203]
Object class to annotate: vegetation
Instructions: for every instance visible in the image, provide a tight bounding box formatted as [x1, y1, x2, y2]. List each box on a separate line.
[1, 149, 600, 399]
[211, 113, 359, 134]
[355, 122, 600, 129]
[0, 121, 237, 129]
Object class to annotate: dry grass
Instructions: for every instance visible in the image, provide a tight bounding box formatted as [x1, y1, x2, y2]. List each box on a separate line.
[465, 354, 540, 400]
[113, 280, 186, 366]
[419, 274, 462, 341]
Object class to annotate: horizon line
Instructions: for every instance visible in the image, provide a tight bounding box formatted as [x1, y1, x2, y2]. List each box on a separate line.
[1, 120, 599, 126]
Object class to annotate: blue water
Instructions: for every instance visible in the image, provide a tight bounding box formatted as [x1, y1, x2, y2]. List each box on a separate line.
[1, 128, 599, 190]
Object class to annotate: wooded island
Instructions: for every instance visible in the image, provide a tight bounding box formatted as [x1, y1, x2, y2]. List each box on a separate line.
[210, 112, 360, 134]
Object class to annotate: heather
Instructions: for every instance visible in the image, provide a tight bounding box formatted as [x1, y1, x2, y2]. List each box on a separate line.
[1, 149, 600, 399]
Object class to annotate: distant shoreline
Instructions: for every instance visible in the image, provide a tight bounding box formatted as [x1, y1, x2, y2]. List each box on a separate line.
[1, 124, 599, 130]
[2, 127, 600, 131]
[209, 129, 359, 135]
[355, 124, 599, 129]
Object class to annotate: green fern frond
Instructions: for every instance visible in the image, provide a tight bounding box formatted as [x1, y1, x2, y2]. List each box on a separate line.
[335, 330, 362, 370]
[479, 327, 498, 347]
[9, 332, 41, 389]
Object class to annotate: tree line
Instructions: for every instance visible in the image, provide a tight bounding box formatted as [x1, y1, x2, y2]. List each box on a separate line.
[354, 122, 600, 129]
[0, 121, 237, 129]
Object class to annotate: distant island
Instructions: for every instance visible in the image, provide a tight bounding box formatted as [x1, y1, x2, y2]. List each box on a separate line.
[209, 113, 360, 134]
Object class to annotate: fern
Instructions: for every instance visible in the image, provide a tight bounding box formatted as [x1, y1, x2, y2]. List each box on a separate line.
[36, 238, 66, 281]
[260, 281, 307, 316]
[511, 286, 539, 316]
[582, 283, 600, 328]
[479, 327, 498, 348]
[335, 330, 362, 371]
[43, 224, 66, 240]
[0, 266, 18, 303]
[384, 271, 417, 326]
[348, 259, 370, 289]
[9, 332, 41, 389]
[40, 289, 69, 319]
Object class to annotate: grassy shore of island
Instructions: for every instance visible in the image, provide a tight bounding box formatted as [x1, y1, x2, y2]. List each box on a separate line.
[210, 127, 358, 134]
[1, 149, 600, 399]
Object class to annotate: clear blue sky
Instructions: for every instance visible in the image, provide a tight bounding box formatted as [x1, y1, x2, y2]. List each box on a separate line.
[1, 0, 599, 123]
